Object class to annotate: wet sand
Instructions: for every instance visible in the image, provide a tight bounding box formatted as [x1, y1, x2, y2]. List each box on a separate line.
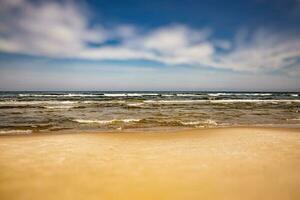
[0, 128, 300, 200]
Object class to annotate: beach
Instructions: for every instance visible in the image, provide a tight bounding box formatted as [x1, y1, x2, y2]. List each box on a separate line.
[0, 127, 299, 200]
[1, 0, 300, 199]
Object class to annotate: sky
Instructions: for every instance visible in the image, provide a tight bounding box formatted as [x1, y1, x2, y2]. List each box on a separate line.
[0, 0, 299, 91]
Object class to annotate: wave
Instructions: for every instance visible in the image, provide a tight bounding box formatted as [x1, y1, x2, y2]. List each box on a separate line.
[134, 119, 218, 127]
[18, 93, 101, 97]
[103, 94, 127, 97]
[73, 118, 141, 124]
[0, 105, 41, 109]
[43, 105, 75, 109]
[144, 100, 206, 104]
[0, 130, 32, 135]
[211, 99, 300, 103]
[73, 119, 114, 124]
[177, 94, 201, 97]
[202, 119, 218, 126]
[62, 94, 101, 97]
[12, 92, 162, 98]
[127, 103, 144, 107]
[180, 119, 217, 126]
[103, 93, 159, 97]
[18, 94, 55, 97]
[180, 121, 202, 125]
[126, 93, 159, 96]
[0, 101, 77, 105]
[0, 100, 129, 106]
[1, 99, 299, 107]
[144, 99, 300, 104]
[242, 93, 272, 96]
[10, 93, 298, 99]
[287, 118, 300, 121]
[161, 94, 174, 97]
[208, 93, 272, 96]
[208, 93, 228, 96]
[82, 100, 125, 104]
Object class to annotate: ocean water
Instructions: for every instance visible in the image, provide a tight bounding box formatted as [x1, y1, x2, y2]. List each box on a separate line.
[0, 91, 299, 134]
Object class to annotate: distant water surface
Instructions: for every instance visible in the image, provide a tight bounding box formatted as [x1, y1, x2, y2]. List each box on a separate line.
[0, 91, 299, 135]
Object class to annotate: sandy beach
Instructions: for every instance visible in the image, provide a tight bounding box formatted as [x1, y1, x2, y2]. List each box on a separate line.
[0, 128, 299, 200]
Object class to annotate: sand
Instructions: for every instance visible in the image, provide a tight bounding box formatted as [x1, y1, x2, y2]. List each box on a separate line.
[0, 128, 300, 200]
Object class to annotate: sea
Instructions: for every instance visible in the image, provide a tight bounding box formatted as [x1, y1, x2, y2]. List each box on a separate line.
[0, 91, 299, 135]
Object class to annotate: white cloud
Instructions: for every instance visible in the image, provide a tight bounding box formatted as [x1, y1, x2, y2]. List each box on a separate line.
[215, 29, 300, 72]
[78, 47, 155, 60]
[130, 25, 214, 65]
[0, 0, 106, 57]
[139, 25, 209, 53]
[0, 0, 299, 74]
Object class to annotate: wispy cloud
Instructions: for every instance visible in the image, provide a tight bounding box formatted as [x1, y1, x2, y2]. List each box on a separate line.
[0, 0, 106, 57]
[0, 0, 299, 73]
[214, 29, 300, 72]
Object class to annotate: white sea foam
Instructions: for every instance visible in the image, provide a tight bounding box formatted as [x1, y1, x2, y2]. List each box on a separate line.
[0, 130, 32, 135]
[180, 119, 217, 126]
[73, 119, 114, 124]
[291, 94, 299, 97]
[73, 118, 141, 124]
[143, 99, 300, 104]
[177, 94, 201, 97]
[287, 118, 300, 121]
[208, 93, 228, 96]
[103, 93, 127, 97]
[243, 93, 272, 96]
[127, 93, 159, 96]
[18, 93, 100, 97]
[162, 94, 174, 97]
[1, 99, 299, 106]
[203, 119, 218, 126]
[19, 94, 55, 97]
[121, 119, 141, 123]
[208, 93, 272, 96]
[0, 101, 77, 105]
[127, 103, 144, 107]
[82, 100, 126, 104]
[180, 121, 202, 125]
[212, 99, 300, 103]
[103, 93, 159, 97]
[63, 94, 100, 97]
[44, 105, 74, 109]
[144, 100, 206, 104]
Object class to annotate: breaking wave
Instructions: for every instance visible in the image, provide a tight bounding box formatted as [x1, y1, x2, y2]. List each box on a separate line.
[0, 130, 32, 135]
[208, 93, 272, 96]
[73, 118, 141, 124]
[0, 91, 299, 134]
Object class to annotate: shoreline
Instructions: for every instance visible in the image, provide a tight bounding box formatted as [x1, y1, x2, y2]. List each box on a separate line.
[1, 125, 300, 137]
[0, 127, 300, 199]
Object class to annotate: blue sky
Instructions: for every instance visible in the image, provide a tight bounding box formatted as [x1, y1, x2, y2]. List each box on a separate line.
[0, 0, 299, 91]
